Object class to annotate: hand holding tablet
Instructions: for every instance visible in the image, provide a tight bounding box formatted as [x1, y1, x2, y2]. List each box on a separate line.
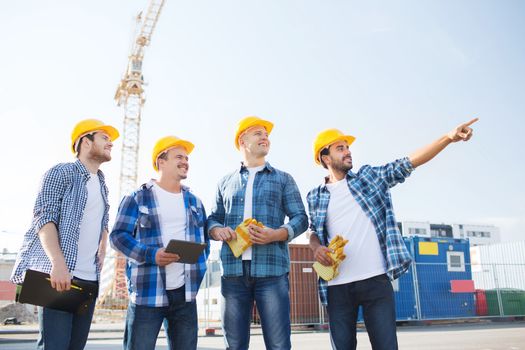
[165, 239, 207, 264]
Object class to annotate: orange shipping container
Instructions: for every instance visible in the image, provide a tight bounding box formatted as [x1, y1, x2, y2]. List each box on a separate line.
[252, 244, 327, 325]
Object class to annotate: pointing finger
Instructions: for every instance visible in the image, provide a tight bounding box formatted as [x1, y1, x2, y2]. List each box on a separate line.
[464, 117, 479, 127]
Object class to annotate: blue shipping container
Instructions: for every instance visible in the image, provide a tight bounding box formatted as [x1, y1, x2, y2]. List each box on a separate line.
[411, 237, 475, 319]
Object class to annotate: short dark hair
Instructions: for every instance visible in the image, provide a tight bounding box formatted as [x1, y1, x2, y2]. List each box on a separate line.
[156, 150, 170, 169]
[158, 151, 169, 162]
[76, 132, 96, 156]
[319, 147, 330, 169]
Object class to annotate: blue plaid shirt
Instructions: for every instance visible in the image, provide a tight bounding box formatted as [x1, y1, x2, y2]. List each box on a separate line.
[208, 162, 308, 277]
[11, 160, 109, 284]
[110, 180, 209, 306]
[307, 157, 414, 305]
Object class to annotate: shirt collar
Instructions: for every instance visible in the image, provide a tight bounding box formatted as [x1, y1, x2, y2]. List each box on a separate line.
[239, 161, 273, 173]
[321, 170, 356, 190]
[146, 179, 189, 192]
[74, 159, 104, 181]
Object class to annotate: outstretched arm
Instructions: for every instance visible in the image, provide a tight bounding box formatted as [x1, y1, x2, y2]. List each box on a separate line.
[409, 118, 478, 168]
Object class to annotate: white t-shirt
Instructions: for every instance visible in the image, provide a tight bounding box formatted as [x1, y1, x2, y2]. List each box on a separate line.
[73, 174, 104, 281]
[325, 178, 386, 286]
[153, 183, 186, 290]
[242, 165, 265, 260]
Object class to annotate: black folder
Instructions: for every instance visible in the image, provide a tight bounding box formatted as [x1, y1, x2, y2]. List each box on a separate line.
[17, 270, 98, 314]
[165, 239, 207, 264]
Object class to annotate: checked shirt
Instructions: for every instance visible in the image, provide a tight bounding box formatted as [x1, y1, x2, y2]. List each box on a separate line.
[208, 162, 308, 277]
[307, 157, 414, 305]
[11, 160, 109, 284]
[110, 180, 209, 307]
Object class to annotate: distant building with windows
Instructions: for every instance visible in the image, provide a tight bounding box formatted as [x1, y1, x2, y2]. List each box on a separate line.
[398, 221, 500, 246]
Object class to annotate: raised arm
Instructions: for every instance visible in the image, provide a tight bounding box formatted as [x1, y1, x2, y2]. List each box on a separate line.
[409, 118, 478, 168]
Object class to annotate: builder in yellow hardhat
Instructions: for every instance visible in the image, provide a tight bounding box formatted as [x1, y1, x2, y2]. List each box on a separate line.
[306, 118, 479, 349]
[208, 116, 308, 349]
[10, 118, 119, 349]
[110, 135, 208, 350]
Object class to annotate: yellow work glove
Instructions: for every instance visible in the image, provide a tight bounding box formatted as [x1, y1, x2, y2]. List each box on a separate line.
[228, 218, 264, 258]
[313, 235, 348, 281]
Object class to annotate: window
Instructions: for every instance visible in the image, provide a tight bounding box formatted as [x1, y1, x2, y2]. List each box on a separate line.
[466, 231, 491, 238]
[447, 251, 465, 272]
[430, 224, 453, 238]
[408, 228, 427, 236]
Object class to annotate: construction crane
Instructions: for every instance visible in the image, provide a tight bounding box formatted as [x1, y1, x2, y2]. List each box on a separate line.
[98, 0, 166, 309]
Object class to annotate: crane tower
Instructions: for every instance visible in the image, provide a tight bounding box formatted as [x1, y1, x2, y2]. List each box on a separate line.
[98, 0, 166, 308]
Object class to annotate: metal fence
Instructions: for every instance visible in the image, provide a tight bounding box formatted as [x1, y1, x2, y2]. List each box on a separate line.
[1, 256, 524, 327]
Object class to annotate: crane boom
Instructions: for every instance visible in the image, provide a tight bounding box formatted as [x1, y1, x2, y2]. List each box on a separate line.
[115, 0, 166, 199]
[99, 0, 166, 309]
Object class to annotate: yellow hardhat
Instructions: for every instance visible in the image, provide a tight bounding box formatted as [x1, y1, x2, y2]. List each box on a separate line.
[152, 135, 195, 171]
[234, 116, 274, 150]
[71, 119, 119, 154]
[313, 128, 356, 165]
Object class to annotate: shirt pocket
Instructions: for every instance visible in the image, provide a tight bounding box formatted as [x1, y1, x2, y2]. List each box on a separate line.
[263, 181, 283, 209]
[190, 206, 205, 228]
[357, 180, 381, 197]
[138, 213, 152, 229]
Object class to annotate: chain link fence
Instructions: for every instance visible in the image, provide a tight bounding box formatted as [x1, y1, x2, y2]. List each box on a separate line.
[1, 254, 524, 327]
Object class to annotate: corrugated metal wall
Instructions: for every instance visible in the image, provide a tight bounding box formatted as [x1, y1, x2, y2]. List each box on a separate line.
[289, 244, 326, 325]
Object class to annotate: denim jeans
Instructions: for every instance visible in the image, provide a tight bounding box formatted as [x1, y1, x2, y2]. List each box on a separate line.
[327, 274, 398, 350]
[221, 260, 291, 350]
[36, 300, 96, 350]
[124, 285, 198, 350]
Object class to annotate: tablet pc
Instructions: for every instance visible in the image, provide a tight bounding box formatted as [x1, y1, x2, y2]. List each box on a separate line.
[165, 239, 207, 264]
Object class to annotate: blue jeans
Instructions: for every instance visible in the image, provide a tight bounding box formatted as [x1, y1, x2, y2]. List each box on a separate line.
[124, 285, 198, 350]
[221, 260, 291, 350]
[36, 300, 96, 350]
[327, 274, 398, 350]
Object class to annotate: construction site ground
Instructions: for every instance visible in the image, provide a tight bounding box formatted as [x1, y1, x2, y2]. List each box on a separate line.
[1, 319, 524, 349]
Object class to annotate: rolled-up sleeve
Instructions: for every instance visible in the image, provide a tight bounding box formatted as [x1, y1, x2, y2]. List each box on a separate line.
[32, 167, 67, 235]
[375, 157, 414, 188]
[306, 190, 319, 239]
[281, 174, 308, 242]
[207, 181, 226, 237]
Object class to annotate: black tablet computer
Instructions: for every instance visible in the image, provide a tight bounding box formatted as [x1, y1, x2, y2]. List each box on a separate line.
[165, 239, 207, 264]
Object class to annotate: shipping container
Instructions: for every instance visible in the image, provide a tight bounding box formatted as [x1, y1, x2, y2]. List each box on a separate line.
[411, 237, 476, 319]
[394, 251, 418, 320]
[289, 244, 326, 324]
[252, 244, 326, 325]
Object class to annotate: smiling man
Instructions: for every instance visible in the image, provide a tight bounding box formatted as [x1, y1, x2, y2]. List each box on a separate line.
[110, 135, 209, 350]
[11, 118, 119, 350]
[307, 118, 478, 350]
[208, 116, 308, 350]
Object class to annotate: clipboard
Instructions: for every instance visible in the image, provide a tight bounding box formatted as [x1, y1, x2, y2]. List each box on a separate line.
[165, 239, 207, 264]
[17, 270, 98, 314]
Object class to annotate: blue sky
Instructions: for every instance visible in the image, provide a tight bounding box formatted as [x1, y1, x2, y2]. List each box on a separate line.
[1, 1, 524, 251]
